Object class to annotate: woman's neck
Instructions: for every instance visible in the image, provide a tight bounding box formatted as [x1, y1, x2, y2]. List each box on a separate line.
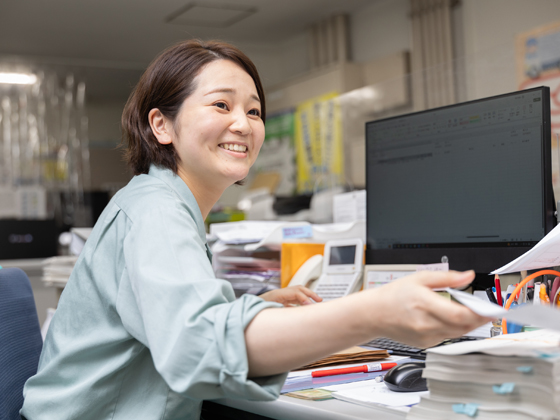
[176, 167, 228, 219]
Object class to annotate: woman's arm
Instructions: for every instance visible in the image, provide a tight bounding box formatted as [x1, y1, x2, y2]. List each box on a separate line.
[244, 270, 490, 377]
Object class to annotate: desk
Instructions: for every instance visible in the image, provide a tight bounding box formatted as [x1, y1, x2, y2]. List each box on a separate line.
[204, 395, 406, 420]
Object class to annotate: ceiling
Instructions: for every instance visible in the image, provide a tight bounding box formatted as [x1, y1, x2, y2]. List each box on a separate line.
[0, 0, 373, 102]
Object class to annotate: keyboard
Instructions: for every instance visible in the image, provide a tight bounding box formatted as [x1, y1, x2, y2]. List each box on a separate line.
[363, 336, 484, 360]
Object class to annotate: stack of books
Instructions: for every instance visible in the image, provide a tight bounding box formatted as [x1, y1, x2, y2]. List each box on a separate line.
[408, 330, 560, 419]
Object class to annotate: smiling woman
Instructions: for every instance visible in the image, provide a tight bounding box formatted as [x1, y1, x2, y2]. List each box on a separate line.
[20, 39, 491, 420]
[147, 59, 265, 216]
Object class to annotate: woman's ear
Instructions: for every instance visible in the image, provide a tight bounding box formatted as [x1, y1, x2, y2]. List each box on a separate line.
[148, 108, 173, 145]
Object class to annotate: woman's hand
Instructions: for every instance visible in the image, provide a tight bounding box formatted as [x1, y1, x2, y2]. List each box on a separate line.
[259, 286, 323, 306]
[364, 270, 493, 349]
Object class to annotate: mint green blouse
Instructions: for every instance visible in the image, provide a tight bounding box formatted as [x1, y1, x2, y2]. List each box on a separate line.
[21, 165, 286, 420]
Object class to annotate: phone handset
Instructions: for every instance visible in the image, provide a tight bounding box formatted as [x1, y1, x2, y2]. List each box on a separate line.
[288, 254, 323, 288]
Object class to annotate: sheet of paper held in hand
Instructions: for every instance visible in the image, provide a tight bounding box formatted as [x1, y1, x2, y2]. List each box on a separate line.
[491, 222, 560, 274]
[446, 288, 560, 333]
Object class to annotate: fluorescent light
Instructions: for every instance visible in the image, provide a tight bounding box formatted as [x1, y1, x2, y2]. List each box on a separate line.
[0, 72, 37, 85]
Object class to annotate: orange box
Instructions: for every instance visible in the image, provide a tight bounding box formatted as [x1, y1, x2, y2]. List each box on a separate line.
[280, 243, 325, 288]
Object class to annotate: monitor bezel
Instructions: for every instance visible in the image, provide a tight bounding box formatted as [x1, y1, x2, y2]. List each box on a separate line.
[365, 86, 555, 277]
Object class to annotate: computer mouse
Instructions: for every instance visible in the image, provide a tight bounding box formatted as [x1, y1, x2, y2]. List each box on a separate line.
[383, 362, 427, 392]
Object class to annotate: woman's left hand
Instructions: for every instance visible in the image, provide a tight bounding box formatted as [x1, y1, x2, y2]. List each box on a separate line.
[259, 286, 322, 306]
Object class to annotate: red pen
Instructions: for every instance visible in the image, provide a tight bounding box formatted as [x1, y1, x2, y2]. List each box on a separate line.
[495, 275, 503, 306]
[311, 362, 398, 378]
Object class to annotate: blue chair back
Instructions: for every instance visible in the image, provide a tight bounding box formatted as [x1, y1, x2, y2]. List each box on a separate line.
[0, 268, 43, 420]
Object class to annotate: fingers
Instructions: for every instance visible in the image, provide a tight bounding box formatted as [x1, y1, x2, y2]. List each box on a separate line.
[289, 286, 322, 305]
[296, 286, 322, 302]
[412, 270, 475, 290]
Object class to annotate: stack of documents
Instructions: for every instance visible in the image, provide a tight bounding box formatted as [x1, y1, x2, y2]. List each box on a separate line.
[407, 330, 560, 420]
[213, 249, 281, 296]
[42, 255, 79, 288]
[294, 346, 389, 371]
[41, 228, 91, 288]
[209, 220, 365, 296]
[209, 222, 284, 296]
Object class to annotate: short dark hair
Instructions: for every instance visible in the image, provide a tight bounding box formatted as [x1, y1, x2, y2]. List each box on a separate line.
[121, 39, 266, 175]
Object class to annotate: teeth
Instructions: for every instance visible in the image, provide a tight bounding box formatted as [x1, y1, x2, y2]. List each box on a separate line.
[220, 143, 247, 152]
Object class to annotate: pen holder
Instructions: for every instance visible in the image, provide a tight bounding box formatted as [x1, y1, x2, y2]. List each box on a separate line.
[502, 269, 560, 334]
[505, 303, 524, 334]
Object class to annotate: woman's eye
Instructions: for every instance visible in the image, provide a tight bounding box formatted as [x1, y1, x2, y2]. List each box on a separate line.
[214, 102, 229, 110]
[248, 109, 261, 117]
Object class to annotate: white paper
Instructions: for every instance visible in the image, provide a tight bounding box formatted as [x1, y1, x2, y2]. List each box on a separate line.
[333, 381, 428, 407]
[209, 221, 289, 244]
[426, 329, 560, 357]
[446, 288, 560, 332]
[333, 190, 366, 223]
[492, 222, 560, 274]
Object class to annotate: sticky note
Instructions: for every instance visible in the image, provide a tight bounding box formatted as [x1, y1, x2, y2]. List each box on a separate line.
[536, 351, 560, 359]
[516, 366, 533, 374]
[282, 226, 313, 239]
[492, 383, 515, 394]
[452, 403, 480, 417]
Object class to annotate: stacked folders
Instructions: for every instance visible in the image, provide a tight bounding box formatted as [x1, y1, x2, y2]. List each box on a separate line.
[408, 330, 560, 420]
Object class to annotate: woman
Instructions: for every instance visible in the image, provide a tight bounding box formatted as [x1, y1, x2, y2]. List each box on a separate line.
[21, 40, 490, 420]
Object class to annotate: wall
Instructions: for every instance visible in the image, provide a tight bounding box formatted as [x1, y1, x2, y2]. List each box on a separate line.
[350, 0, 410, 64]
[461, 0, 560, 100]
[83, 0, 560, 205]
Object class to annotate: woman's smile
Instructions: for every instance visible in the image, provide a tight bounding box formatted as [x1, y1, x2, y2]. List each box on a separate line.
[218, 142, 248, 154]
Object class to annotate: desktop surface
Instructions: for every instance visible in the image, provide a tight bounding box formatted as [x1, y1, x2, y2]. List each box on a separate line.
[208, 394, 406, 420]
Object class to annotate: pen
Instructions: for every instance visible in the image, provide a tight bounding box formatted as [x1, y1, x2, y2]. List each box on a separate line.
[311, 362, 398, 378]
[486, 287, 498, 304]
[495, 275, 503, 306]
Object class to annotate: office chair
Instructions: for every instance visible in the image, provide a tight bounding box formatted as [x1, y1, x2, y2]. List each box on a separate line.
[0, 268, 43, 420]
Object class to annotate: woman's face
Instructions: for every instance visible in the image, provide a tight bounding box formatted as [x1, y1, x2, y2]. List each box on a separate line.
[169, 59, 264, 191]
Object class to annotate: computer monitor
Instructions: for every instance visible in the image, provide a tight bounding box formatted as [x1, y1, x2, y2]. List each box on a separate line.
[365, 87, 555, 288]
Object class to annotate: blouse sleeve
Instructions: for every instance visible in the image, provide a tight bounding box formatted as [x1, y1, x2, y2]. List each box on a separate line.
[118, 202, 286, 401]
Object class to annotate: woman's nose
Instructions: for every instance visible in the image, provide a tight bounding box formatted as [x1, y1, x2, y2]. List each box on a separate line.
[230, 109, 252, 135]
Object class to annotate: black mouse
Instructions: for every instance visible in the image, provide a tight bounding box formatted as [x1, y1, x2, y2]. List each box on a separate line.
[383, 362, 427, 392]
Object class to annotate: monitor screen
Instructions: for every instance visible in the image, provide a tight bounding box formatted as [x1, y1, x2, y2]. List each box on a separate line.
[329, 245, 356, 265]
[365, 87, 555, 281]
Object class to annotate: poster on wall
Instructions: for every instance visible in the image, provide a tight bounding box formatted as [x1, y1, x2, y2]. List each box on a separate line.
[516, 20, 560, 198]
[252, 111, 296, 196]
[294, 92, 344, 194]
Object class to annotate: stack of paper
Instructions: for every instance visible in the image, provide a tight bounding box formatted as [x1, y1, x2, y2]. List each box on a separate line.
[213, 249, 282, 296]
[407, 330, 560, 420]
[42, 255, 79, 288]
[208, 220, 365, 296]
[41, 228, 91, 288]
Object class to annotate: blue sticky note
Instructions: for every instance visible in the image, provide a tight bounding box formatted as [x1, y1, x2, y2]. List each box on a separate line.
[452, 403, 480, 417]
[516, 366, 533, 374]
[282, 225, 313, 239]
[492, 382, 515, 394]
[536, 351, 560, 359]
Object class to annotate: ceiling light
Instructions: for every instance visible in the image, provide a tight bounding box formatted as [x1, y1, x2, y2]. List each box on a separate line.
[0, 72, 37, 85]
[166, 2, 256, 28]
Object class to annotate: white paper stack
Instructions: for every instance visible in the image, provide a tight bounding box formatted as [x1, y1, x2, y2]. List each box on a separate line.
[407, 330, 560, 420]
[42, 255, 79, 288]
